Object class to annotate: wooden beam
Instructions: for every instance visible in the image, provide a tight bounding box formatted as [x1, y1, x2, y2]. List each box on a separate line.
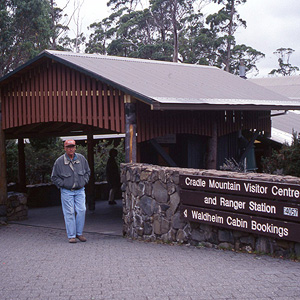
[86, 131, 95, 211]
[149, 139, 177, 167]
[239, 130, 259, 163]
[125, 96, 136, 163]
[0, 104, 7, 219]
[206, 120, 217, 169]
[18, 138, 26, 192]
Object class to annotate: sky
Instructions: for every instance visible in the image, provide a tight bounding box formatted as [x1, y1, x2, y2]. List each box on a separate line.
[56, 0, 300, 78]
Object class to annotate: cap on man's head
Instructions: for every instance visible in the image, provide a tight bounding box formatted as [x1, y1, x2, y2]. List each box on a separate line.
[64, 139, 76, 147]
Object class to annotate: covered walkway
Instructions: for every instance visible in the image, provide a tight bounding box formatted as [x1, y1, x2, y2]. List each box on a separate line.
[2, 50, 300, 219]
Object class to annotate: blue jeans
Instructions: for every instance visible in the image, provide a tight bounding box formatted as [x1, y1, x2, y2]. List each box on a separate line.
[60, 187, 86, 238]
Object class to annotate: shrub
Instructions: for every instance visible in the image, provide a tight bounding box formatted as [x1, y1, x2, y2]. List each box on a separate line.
[6, 137, 125, 184]
[262, 132, 300, 177]
[5, 140, 18, 183]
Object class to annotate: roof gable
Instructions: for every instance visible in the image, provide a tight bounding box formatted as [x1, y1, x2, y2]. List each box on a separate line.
[2, 50, 300, 110]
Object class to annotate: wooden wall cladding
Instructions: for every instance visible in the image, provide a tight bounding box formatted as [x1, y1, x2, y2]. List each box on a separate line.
[1, 59, 270, 142]
[1, 61, 125, 133]
[136, 102, 271, 143]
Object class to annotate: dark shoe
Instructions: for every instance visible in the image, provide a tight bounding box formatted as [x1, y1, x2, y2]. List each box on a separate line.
[108, 200, 117, 205]
[69, 238, 77, 243]
[76, 235, 87, 242]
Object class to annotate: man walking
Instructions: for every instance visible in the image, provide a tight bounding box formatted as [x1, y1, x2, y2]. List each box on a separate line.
[51, 139, 90, 243]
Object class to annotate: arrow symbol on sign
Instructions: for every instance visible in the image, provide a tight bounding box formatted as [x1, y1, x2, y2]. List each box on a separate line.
[184, 209, 187, 218]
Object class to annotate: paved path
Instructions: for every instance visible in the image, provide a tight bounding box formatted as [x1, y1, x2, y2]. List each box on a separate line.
[1, 201, 300, 300]
[12, 199, 124, 236]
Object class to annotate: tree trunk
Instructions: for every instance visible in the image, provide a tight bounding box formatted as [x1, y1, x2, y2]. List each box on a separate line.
[173, 24, 178, 62]
[172, 0, 178, 62]
[225, 0, 235, 72]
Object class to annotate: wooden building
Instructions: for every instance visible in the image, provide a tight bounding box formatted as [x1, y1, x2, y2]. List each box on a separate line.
[1, 50, 300, 213]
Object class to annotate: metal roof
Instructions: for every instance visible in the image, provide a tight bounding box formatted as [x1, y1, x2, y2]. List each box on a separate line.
[271, 111, 300, 144]
[250, 76, 300, 144]
[250, 76, 300, 100]
[2, 49, 300, 111]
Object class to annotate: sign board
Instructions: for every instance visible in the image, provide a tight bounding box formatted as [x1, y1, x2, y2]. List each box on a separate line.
[181, 205, 300, 242]
[179, 175, 300, 201]
[179, 175, 300, 243]
[180, 190, 300, 222]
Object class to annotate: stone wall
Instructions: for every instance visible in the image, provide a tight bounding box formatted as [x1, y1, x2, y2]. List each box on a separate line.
[7, 182, 110, 208]
[26, 183, 61, 207]
[7, 192, 28, 221]
[121, 163, 300, 259]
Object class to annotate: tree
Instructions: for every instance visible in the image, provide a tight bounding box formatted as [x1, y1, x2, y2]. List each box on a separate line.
[5, 140, 18, 184]
[85, 19, 111, 54]
[107, 0, 142, 11]
[59, 32, 86, 52]
[179, 11, 224, 65]
[5, 137, 63, 184]
[178, 4, 264, 74]
[86, 5, 174, 60]
[0, 0, 80, 75]
[5, 137, 125, 184]
[25, 137, 63, 184]
[63, 0, 86, 52]
[0, 1, 14, 76]
[49, 0, 88, 52]
[49, 0, 70, 49]
[86, 8, 131, 56]
[203, 0, 265, 75]
[149, 0, 195, 62]
[206, 0, 244, 71]
[230, 44, 265, 75]
[86, 0, 263, 75]
[269, 48, 299, 76]
[86, 0, 199, 62]
[0, 0, 54, 76]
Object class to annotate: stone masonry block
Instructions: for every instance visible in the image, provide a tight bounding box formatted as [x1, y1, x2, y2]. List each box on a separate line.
[152, 181, 168, 203]
[139, 195, 155, 216]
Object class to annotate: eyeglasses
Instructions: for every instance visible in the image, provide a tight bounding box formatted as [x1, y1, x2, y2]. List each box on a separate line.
[66, 145, 76, 148]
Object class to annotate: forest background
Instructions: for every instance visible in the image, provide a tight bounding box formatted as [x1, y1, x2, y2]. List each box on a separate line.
[1, 0, 300, 184]
[2, 0, 300, 78]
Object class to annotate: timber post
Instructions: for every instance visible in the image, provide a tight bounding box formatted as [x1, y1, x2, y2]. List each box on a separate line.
[87, 131, 95, 211]
[125, 96, 137, 163]
[18, 138, 26, 192]
[0, 103, 7, 220]
[206, 119, 218, 169]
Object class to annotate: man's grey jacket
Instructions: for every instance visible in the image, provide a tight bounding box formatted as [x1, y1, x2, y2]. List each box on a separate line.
[51, 153, 90, 190]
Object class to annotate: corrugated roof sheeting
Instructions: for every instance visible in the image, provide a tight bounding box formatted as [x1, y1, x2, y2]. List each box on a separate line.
[2, 50, 300, 110]
[41, 50, 300, 110]
[250, 76, 300, 100]
[271, 128, 293, 145]
[250, 76, 300, 144]
[272, 111, 300, 134]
